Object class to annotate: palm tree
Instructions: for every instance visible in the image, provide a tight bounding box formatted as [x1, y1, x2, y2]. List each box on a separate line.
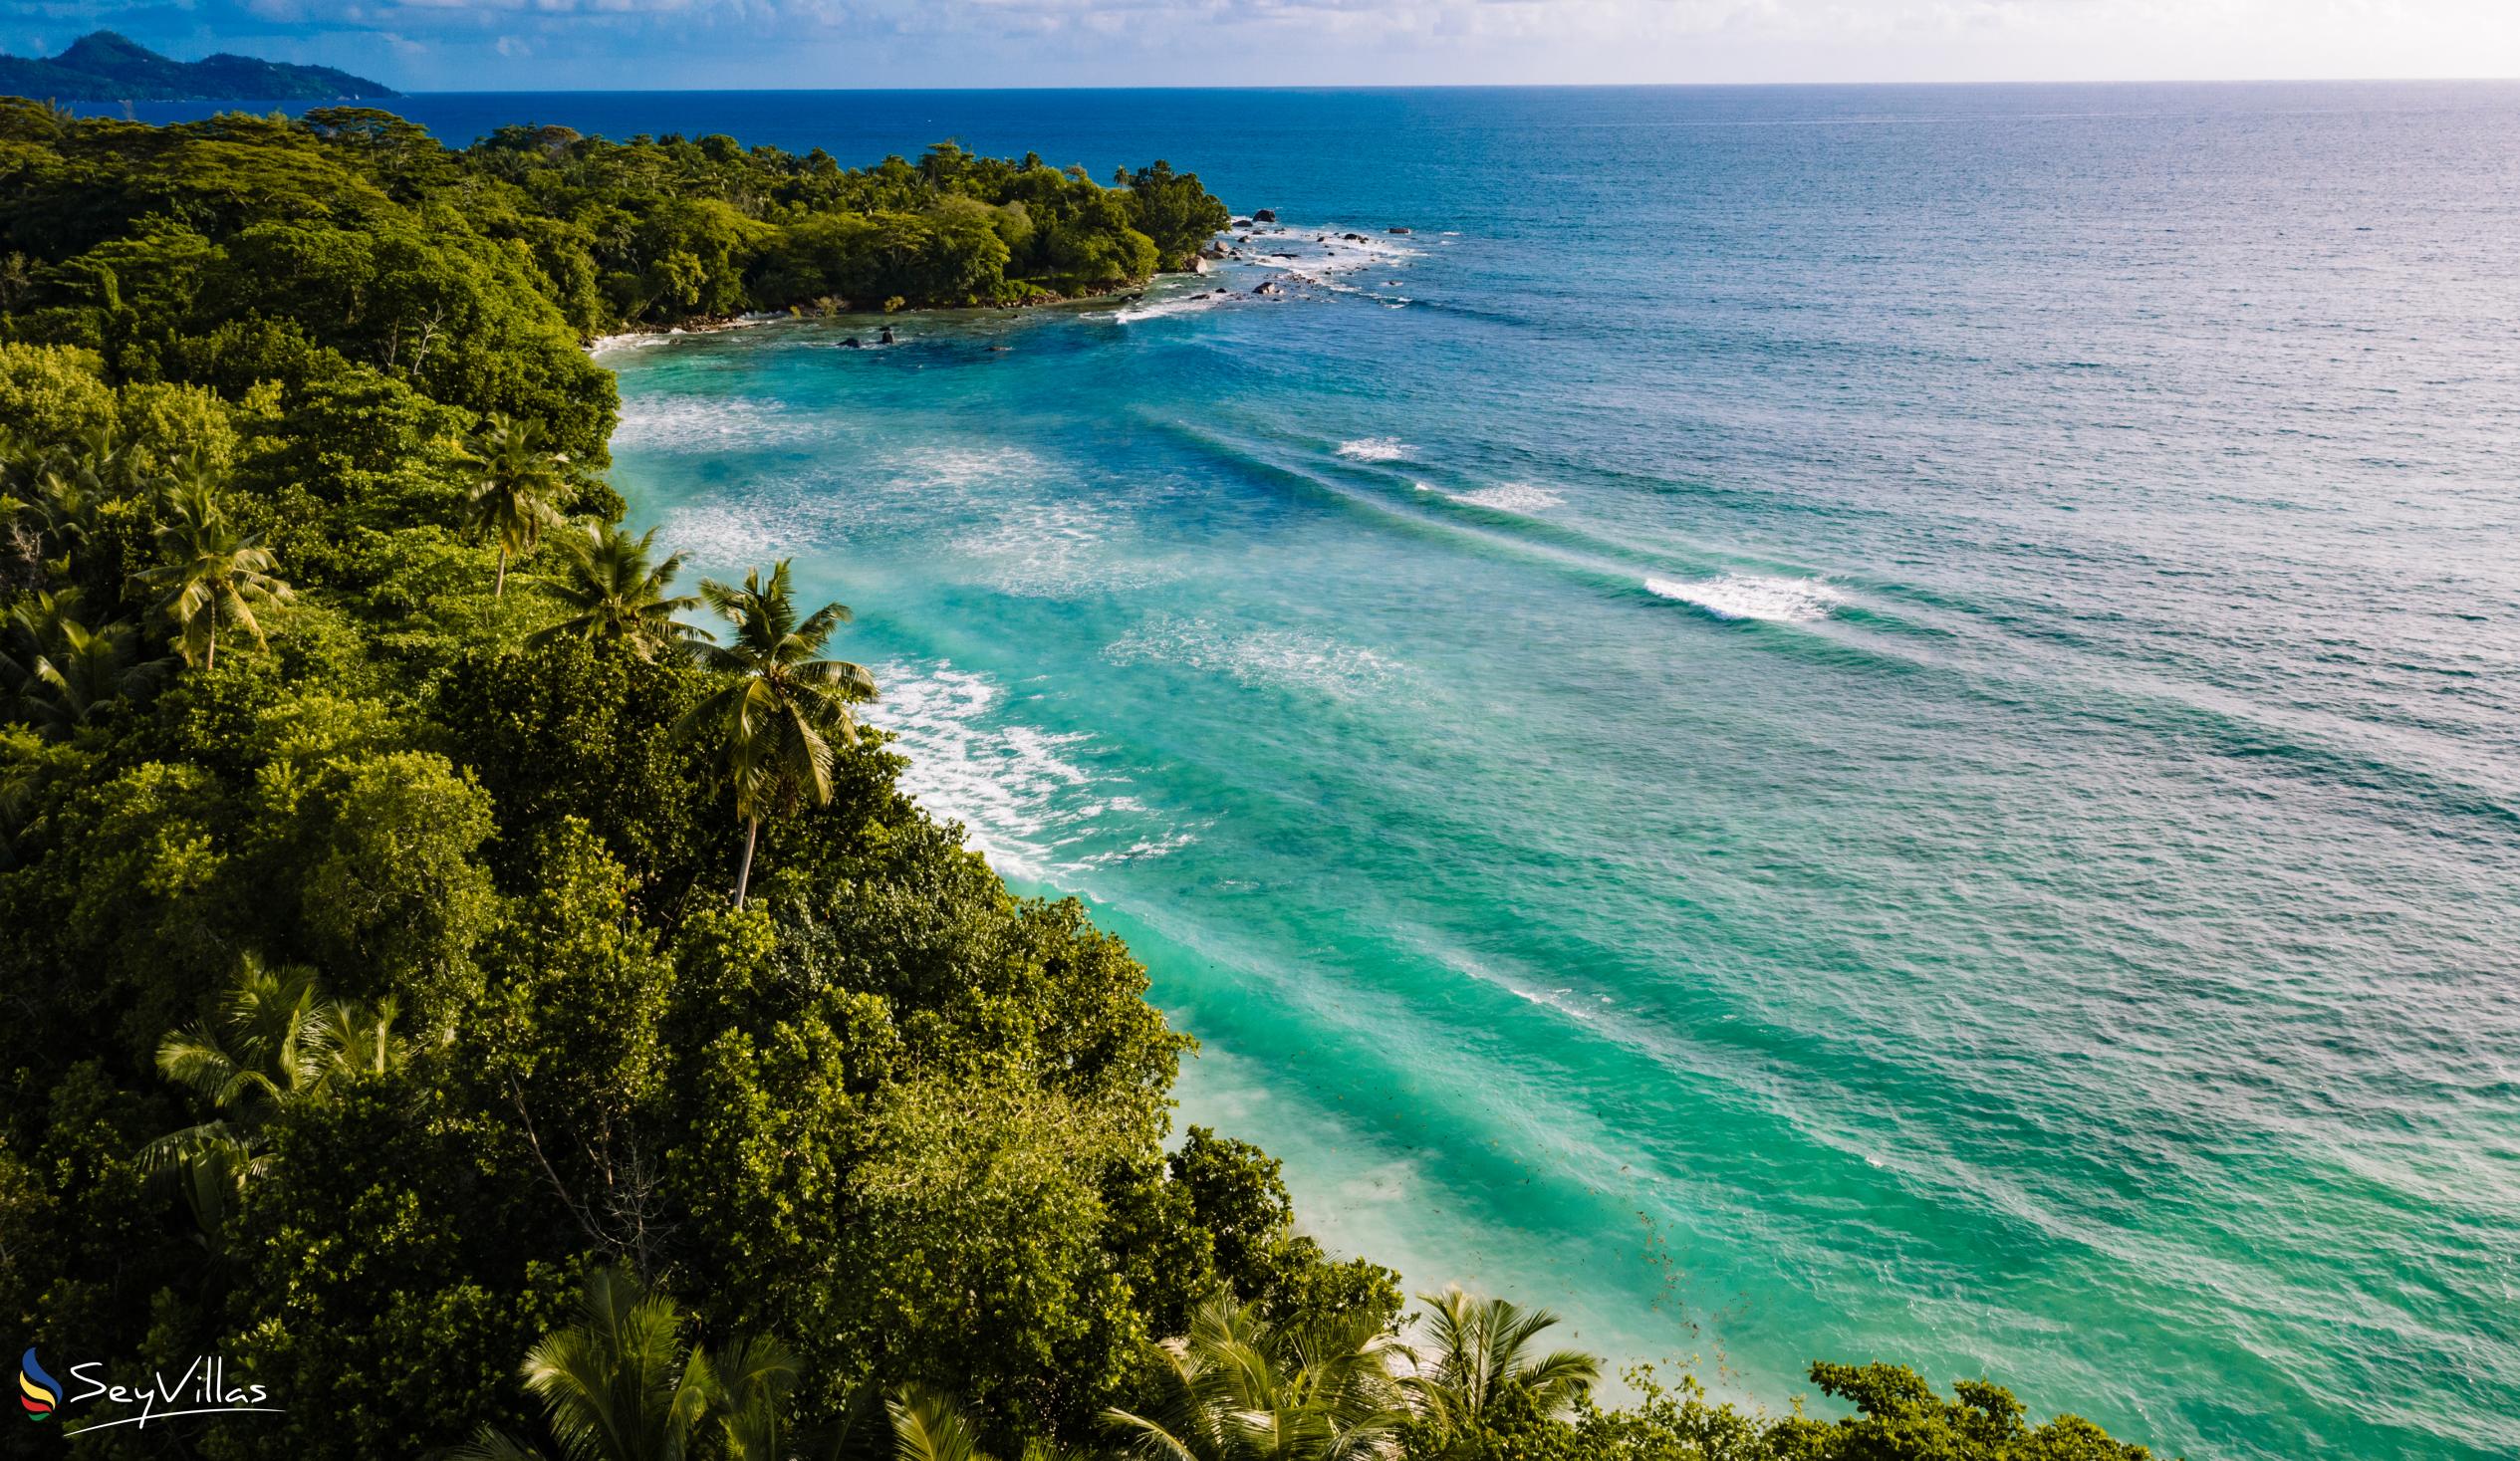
[711, 1335, 800, 1461]
[3, 605, 170, 736]
[822, 1380, 1100, 1461]
[452, 1268, 800, 1461]
[140, 957, 406, 1241]
[463, 413, 569, 599]
[888, 1384, 993, 1461]
[134, 481, 291, 670]
[1400, 1289, 1599, 1446]
[1106, 1296, 1407, 1461]
[673, 560, 878, 907]
[3, 445, 110, 595]
[528, 521, 702, 658]
[0, 590, 73, 721]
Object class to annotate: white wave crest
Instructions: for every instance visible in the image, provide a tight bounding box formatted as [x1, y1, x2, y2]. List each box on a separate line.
[872, 661, 1195, 880]
[1237, 223, 1422, 279]
[1452, 483, 1565, 514]
[1108, 289, 1237, 324]
[1105, 614, 1409, 701]
[1337, 437, 1410, 462]
[1646, 575, 1844, 623]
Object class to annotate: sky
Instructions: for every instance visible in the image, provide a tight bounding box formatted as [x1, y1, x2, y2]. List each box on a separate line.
[3, 0, 2519, 91]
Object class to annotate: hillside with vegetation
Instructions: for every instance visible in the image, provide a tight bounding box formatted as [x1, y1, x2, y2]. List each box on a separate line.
[0, 31, 394, 104]
[0, 100, 2160, 1459]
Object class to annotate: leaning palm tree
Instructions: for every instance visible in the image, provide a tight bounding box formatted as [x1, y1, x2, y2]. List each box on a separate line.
[134, 481, 291, 670]
[1401, 1289, 1599, 1444]
[528, 521, 702, 658]
[1107, 1296, 1407, 1461]
[672, 560, 878, 907]
[462, 413, 570, 598]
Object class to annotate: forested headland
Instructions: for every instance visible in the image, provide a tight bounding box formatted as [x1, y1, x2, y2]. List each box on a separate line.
[0, 32, 396, 105]
[0, 101, 2159, 1459]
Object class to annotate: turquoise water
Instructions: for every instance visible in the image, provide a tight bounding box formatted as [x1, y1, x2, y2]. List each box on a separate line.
[547, 86, 2520, 1461]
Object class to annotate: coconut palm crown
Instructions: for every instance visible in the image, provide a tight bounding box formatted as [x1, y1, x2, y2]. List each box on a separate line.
[529, 520, 703, 658]
[672, 559, 878, 907]
[133, 480, 291, 669]
[1402, 1288, 1601, 1442]
[462, 412, 569, 598]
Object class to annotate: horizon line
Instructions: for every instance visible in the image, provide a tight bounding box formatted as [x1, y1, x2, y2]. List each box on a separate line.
[376, 76, 2520, 94]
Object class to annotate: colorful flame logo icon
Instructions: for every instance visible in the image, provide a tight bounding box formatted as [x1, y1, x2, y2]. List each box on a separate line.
[19, 1348, 59, 1420]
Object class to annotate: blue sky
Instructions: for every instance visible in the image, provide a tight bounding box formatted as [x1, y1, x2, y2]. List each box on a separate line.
[3, 0, 2516, 91]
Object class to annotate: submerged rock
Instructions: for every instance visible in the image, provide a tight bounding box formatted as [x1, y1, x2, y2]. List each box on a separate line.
[1387, 226, 1412, 235]
[1252, 208, 1278, 222]
[1252, 280, 1284, 296]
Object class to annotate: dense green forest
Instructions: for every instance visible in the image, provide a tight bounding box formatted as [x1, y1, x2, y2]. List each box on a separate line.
[0, 101, 2159, 1459]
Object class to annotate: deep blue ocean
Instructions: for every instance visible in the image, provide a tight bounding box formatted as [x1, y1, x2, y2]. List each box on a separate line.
[142, 84, 2520, 1459]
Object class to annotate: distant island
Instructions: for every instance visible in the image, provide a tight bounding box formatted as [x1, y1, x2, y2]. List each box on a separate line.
[0, 30, 393, 102]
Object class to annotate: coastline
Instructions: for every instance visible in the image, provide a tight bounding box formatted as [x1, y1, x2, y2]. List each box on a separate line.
[585, 272, 1197, 355]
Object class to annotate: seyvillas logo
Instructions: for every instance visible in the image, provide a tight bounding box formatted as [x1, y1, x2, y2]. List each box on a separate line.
[18, 1349, 59, 1420]
[14, 1350, 280, 1436]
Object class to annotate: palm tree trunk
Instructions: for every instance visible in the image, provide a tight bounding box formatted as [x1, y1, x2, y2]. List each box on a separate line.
[205, 616, 216, 671]
[733, 817, 760, 907]
[495, 546, 509, 600]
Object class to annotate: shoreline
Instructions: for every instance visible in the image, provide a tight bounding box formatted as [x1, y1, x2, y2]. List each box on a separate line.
[586, 275, 1181, 356]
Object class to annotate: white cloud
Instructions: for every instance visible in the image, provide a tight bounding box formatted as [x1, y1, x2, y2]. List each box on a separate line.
[15, 0, 2520, 86]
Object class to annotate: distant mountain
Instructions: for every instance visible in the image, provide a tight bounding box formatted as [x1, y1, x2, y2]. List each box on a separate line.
[0, 30, 394, 102]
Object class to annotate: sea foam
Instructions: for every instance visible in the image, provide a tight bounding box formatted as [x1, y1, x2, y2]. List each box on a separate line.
[614, 395, 816, 452]
[1109, 289, 1236, 324]
[952, 499, 1177, 599]
[1106, 614, 1409, 701]
[1645, 575, 1843, 622]
[1338, 437, 1411, 462]
[1452, 483, 1565, 513]
[872, 661, 1194, 879]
